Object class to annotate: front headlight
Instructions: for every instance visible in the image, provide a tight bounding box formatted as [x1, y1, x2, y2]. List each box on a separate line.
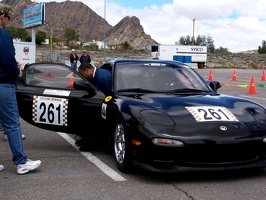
[140, 110, 175, 126]
[152, 138, 184, 147]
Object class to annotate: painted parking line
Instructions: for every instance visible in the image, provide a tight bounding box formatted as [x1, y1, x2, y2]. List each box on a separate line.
[57, 132, 126, 182]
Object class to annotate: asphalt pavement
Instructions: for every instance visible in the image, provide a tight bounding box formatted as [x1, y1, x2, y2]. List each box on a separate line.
[0, 68, 266, 200]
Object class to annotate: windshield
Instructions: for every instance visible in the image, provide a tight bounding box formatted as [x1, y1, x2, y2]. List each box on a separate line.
[114, 62, 210, 93]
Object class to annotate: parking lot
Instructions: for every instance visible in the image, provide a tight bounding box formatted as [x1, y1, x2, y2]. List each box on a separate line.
[0, 68, 266, 200]
[198, 68, 266, 106]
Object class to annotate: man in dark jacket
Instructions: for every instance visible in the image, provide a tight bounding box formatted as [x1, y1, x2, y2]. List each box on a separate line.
[76, 62, 113, 151]
[78, 62, 113, 96]
[79, 50, 91, 63]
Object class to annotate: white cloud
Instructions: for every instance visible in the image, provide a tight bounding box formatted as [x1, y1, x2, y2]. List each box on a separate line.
[35, 0, 266, 52]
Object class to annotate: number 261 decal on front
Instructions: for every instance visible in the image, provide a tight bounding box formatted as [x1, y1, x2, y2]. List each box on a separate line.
[185, 106, 239, 122]
[32, 96, 69, 126]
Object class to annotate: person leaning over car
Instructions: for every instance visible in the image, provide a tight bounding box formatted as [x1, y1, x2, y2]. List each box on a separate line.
[78, 62, 113, 97]
[0, 3, 41, 174]
[79, 50, 91, 63]
[77, 62, 113, 152]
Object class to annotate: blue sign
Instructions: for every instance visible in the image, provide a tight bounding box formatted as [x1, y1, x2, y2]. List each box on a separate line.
[23, 3, 45, 28]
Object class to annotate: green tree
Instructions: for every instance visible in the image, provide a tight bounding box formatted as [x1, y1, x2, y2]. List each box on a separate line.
[64, 28, 79, 45]
[121, 41, 131, 50]
[258, 40, 266, 54]
[215, 46, 230, 54]
[195, 35, 206, 46]
[206, 35, 215, 53]
[16, 28, 29, 41]
[6, 26, 29, 41]
[176, 35, 192, 45]
[5, 26, 16, 36]
[87, 43, 99, 50]
[36, 31, 46, 45]
[176, 34, 216, 53]
[25, 36, 32, 42]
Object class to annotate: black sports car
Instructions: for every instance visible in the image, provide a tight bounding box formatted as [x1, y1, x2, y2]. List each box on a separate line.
[16, 60, 266, 173]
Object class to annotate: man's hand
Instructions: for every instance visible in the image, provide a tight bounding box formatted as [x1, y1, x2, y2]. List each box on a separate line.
[18, 70, 23, 78]
[17, 62, 21, 68]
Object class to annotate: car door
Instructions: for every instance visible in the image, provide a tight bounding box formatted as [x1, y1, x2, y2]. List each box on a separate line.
[16, 62, 107, 136]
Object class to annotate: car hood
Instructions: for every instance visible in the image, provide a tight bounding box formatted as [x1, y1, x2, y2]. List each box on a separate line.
[118, 93, 266, 140]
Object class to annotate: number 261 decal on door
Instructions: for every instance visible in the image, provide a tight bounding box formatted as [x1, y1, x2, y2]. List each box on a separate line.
[32, 96, 69, 126]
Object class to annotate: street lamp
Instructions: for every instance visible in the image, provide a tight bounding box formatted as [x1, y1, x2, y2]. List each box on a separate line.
[192, 18, 196, 45]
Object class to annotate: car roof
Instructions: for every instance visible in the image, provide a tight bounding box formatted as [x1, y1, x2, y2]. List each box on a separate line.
[100, 59, 187, 71]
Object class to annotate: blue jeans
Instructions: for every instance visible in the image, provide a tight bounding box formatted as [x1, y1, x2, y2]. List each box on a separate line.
[0, 83, 27, 165]
[71, 61, 77, 71]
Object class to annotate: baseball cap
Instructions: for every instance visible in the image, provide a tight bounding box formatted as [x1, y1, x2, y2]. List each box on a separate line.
[72, 49, 75, 52]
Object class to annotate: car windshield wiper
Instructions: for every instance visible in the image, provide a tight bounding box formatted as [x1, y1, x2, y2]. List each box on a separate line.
[169, 88, 210, 92]
[117, 88, 155, 93]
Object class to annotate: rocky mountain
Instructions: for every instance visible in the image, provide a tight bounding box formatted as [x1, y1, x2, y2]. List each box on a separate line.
[1, 0, 158, 47]
[105, 16, 158, 47]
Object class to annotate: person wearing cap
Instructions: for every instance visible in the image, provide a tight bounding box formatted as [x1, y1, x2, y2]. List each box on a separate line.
[69, 49, 79, 70]
[79, 50, 91, 64]
[0, 3, 41, 174]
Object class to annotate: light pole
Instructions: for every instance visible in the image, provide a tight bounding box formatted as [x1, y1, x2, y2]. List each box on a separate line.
[49, 23, 52, 54]
[103, 0, 106, 62]
[192, 18, 196, 45]
[46, 22, 53, 54]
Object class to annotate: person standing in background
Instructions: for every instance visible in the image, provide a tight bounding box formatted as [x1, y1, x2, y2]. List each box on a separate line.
[79, 50, 91, 63]
[0, 3, 41, 174]
[69, 49, 79, 70]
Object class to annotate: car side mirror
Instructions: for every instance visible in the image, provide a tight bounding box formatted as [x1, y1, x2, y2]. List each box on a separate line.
[73, 80, 96, 97]
[209, 81, 221, 92]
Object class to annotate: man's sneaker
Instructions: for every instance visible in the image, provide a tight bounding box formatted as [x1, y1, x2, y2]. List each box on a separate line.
[17, 159, 41, 175]
[0, 165, 4, 171]
[4, 134, 25, 141]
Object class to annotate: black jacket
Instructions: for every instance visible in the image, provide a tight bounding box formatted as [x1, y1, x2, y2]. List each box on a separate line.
[70, 53, 79, 63]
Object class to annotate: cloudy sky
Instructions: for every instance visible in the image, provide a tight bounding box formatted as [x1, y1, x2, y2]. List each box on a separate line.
[35, 0, 266, 52]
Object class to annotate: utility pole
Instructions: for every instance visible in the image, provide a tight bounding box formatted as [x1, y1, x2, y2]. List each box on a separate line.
[192, 18, 196, 45]
[49, 23, 52, 54]
[104, 0, 106, 62]
[46, 22, 53, 54]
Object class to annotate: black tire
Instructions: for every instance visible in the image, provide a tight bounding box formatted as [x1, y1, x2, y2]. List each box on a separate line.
[113, 118, 132, 172]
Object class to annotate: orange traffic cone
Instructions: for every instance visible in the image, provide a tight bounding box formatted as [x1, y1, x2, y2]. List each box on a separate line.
[66, 72, 75, 88]
[231, 70, 237, 81]
[261, 70, 266, 81]
[208, 70, 213, 81]
[44, 72, 54, 78]
[246, 76, 257, 94]
[180, 73, 185, 82]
